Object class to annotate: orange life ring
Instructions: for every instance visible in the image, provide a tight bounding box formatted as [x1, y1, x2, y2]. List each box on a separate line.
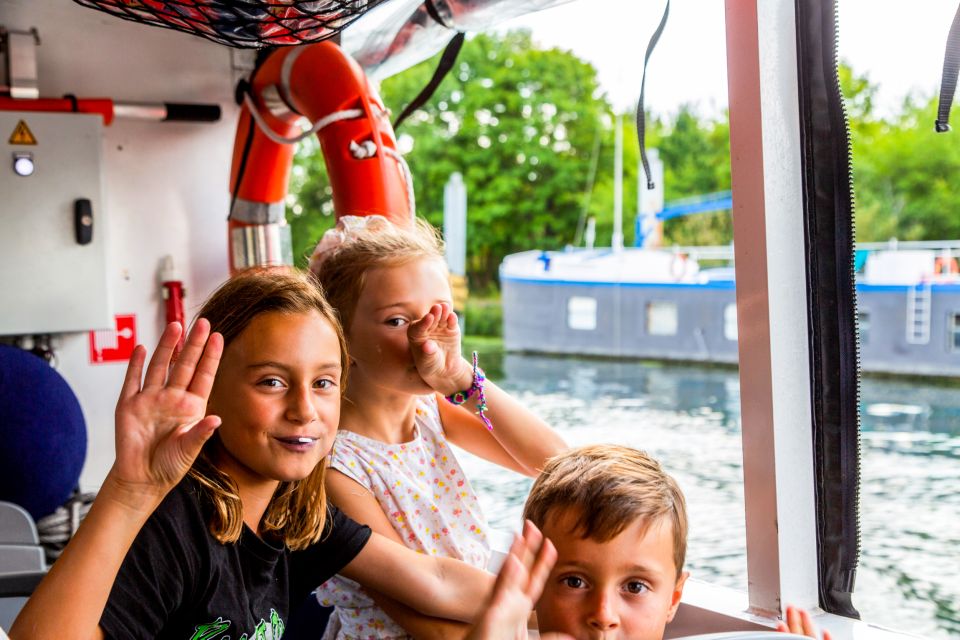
[227, 41, 412, 273]
[934, 256, 959, 275]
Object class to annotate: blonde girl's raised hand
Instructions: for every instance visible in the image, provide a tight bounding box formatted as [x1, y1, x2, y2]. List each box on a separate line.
[407, 302, 473, 396]
[111, 319, 223, 506]
[409, 302, 567, 478]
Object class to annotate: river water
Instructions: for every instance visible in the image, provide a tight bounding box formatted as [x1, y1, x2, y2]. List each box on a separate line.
[456, 347, 960, 639]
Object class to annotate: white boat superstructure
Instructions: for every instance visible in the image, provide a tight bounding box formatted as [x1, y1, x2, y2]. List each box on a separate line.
[501, 248, 703, 284]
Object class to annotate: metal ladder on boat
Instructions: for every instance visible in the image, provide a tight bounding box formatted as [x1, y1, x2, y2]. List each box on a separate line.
[906, 282, 932, 345]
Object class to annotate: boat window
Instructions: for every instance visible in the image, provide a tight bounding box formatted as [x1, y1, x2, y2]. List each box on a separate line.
[566, 296, 598, 330]
[723, 303, 738, 341]
[646, 301, 678, 336]
[857, 311, 870, 345]
[290, 1, 749, 605]
[840, 2, 960, 635]
[949, 313, 960, 352]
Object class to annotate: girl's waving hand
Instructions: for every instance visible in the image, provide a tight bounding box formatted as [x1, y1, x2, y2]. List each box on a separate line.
[113, 320, 223, 500]
[13, 319, 224, 639]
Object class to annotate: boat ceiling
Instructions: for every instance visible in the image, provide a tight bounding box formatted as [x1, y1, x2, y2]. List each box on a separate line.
[341, 0, 576, 79]
[70, 0, 577, 78]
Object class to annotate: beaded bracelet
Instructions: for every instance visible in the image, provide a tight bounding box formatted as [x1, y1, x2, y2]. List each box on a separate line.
[445, 351, 493, 431]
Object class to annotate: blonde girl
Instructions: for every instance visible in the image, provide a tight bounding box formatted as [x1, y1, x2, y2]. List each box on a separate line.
[11, 267, 516, 639]
[309, 216, 568, 639]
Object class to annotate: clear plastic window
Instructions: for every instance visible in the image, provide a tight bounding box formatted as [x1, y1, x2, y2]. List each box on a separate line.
[646, 301, 678, 336]
[724, 303, 738, 341]
[566, 296, 597, 331]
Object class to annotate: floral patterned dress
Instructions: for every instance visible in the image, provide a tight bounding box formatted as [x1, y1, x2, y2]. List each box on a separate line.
[315, 394, 491, 639]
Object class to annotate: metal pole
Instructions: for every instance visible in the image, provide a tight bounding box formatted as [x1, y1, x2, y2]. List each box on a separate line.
[613, 114, 624, 251]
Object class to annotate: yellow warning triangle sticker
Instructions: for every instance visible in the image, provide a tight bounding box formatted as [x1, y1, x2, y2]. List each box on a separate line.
[9, 120, 37, 145]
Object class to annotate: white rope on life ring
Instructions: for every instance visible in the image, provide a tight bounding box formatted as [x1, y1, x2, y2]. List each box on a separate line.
[244, 91, 416, 220]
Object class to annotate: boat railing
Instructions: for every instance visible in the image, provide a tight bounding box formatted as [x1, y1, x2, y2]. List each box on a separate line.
[660, 245, 736, 266]
[661, 239, 960, 269]
[856, 239, 960, 251]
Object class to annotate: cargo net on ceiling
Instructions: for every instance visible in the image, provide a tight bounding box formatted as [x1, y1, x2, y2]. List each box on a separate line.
[72, 0, 388, 48]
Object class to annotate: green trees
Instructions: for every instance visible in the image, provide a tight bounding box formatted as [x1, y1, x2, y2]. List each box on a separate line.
[287, 39, 960, 290]
[842, 64, 960, 242]
[378, 30, 610, 288]
[287, 31, 612, 286]
[288, 30, 734, 285]
[287, 136, 334, 268]
[648, 107, 732, 246]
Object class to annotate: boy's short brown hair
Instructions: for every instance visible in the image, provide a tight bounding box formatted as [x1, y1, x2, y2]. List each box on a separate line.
[523, 444, 688, 578]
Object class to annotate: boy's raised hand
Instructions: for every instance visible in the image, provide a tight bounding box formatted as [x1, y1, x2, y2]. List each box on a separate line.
[465, 521, 572, 640]
[111, 320, 223, 506]
[408, 302, 473, 396]
[777, 606, 833, 640]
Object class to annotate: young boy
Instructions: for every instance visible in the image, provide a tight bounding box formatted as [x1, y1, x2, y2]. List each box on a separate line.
[467, 444, 830, 640]
[523, 444, 688, 640]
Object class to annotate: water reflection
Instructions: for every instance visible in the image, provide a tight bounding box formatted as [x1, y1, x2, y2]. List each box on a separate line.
[457, 348, 960, 639]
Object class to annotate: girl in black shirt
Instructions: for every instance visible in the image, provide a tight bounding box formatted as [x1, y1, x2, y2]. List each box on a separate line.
[12, 267, 503, 639]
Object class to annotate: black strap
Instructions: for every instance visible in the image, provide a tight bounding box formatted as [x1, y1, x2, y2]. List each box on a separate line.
[229, 51, 273, 219]
[234, 79, 251, 106]
[230, 95, 257, 220]
[636, 0, 670, 189]
[393, 30, 466, 131]
[63, 93, 79, 113]
[936, 3, 960, 132]
[794, 0, 861, 616]
[423, 0, 451, 29]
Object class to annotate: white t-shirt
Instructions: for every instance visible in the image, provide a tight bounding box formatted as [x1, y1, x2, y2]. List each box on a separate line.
[316, 394, 491, 640]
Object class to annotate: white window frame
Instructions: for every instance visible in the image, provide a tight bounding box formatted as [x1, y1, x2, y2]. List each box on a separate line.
[566, 296, 597, 331]
[858, 311, 870, 346]
[724, 303, 739, 341]
[646, 301, 678, 336]
[726, 0, 818, 616]
[949, 312, 960, 352]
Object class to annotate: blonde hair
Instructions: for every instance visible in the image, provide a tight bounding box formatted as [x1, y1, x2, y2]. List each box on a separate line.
[523, 444, 688, 578]
[189, 266, 348, 550]
[310, 216, 446, 332]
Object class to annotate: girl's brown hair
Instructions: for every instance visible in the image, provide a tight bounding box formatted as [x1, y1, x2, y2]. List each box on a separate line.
[188, 266, 348, 550]
[310, 216, 445, 333]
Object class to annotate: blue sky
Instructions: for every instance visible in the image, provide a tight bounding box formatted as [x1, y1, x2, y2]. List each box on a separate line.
[499, 0, 958, 117]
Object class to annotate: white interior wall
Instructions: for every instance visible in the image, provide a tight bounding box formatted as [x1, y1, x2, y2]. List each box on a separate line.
[0, 0, 252, 489]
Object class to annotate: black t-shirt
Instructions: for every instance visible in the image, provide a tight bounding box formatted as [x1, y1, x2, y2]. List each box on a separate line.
[100, 477, 370, 640]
